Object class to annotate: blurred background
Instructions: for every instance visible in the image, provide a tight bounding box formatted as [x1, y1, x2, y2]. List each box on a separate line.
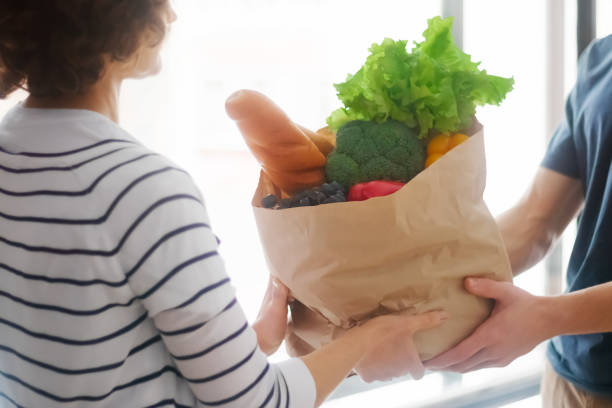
[1, 0, 610, 406]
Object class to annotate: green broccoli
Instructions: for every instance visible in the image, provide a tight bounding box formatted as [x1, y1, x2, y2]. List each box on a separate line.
[325, 120, 426, 190]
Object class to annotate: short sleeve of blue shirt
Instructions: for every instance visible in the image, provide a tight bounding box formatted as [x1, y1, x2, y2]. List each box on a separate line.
[541, 94, 580, 179]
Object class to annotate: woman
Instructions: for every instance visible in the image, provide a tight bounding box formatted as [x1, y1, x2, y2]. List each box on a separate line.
[0, 1, 446, 407]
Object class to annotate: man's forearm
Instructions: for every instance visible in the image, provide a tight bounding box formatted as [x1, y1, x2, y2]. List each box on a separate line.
[497, 205, 555, 275]
[496, 167, 583, 276]
[546, 281, 612, 336]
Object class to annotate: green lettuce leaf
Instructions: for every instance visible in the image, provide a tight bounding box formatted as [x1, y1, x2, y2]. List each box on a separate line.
[327, 16, 514, 138]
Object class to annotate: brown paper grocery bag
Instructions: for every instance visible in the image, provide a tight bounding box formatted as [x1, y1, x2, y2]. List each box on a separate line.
[252, 124, 512, 361]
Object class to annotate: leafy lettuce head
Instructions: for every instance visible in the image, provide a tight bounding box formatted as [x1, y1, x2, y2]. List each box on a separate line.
[327, 16, 514, 138]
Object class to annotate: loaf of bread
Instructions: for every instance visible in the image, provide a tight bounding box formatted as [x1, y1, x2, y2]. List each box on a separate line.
[299, 125, 336, 157]
[225, 90, 328, 194]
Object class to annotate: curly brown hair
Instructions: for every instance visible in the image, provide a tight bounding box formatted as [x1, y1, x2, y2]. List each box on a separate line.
[0, 0, 168, 99]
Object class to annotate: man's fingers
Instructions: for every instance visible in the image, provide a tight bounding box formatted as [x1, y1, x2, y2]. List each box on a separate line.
[443, 348, 490, 373]
[451, 359, 496, 373]
[403, 310, 449, 333]
[424, 332, 485, 369]
[464, 277, 512, 301]
[467, 358, 512, 372]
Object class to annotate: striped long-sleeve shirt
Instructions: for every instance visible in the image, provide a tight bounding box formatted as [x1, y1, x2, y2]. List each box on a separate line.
[0, 104, 316, 408]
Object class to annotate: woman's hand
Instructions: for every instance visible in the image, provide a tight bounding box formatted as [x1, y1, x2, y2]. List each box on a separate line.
[355, 310, 449, 382]
[424, 277, 556, 372]
[252, 276, 290, 355]
[300, 309, 448, 406]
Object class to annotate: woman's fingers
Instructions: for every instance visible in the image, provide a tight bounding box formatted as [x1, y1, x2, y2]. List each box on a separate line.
[355, 311, 449, 383]
[252, 276, 289, 355]
[404, 343, 426, 380]
[402, 310, 449, 333]
[270, 277, 289, 301]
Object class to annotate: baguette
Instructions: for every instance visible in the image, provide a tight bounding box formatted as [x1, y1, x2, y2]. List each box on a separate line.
[226, 90, 327, 193]
[299, 125, 336, 157]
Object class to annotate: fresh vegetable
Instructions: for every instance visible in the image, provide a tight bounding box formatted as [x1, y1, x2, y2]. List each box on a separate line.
[425, 153, 444, 168]
[327, 16, 514, 138]
[325, 120, 426, 190]
[425, 132, 469, 168]
[427, 134, 451, 156]
[348, 180, 406, 201]
[449, 133, 469, 149]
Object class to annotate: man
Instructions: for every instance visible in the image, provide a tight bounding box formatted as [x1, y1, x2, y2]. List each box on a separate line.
[425, 35, 612, 407]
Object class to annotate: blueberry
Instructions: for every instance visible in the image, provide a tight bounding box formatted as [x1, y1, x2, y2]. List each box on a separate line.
[289, 194, 301, 205]
[261, 194, 278, 209]
[311, 191, 327, 204]
[322, 195, 341, 204]
[320, 183, 336, 195]
[333, 191, 346, 201]
[278, 198, 292, 209]
[298, 197, 312, 207]
[329, 181, 346, 194]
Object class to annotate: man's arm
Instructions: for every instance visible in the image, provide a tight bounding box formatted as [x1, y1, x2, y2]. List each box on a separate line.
[424, 277, 612, 373]
[551, 281, 612, 335]
[497, 167, 583, 275]
[423, 167, 589, 372]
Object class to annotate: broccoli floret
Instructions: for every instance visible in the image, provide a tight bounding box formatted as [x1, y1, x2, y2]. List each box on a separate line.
[325, 153, 362, 189]
[325, 120, 425, 190]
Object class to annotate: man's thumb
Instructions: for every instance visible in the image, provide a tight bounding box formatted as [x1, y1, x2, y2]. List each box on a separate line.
[465, 277, 509, 300]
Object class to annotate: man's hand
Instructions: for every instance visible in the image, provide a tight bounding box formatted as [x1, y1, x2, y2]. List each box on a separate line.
[355, 310, 448, 383]
[252, 276, 290, 355]
[424, 277, 557, 373]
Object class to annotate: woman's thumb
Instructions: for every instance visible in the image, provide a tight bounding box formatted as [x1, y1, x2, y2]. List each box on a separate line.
[270, 277, 288, 300]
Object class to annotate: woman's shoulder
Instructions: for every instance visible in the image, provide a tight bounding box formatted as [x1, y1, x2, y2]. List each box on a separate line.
[78, 117, 202, 199]
[100, 142, 204, 205]
[90, 143, 213, 247]
[68, 124, 208, 226]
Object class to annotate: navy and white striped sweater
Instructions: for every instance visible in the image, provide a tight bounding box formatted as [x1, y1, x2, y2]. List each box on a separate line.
[0, 104, 315, 408]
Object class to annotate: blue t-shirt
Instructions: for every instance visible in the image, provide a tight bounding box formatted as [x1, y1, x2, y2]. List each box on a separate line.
[542, 35, 612, 395]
